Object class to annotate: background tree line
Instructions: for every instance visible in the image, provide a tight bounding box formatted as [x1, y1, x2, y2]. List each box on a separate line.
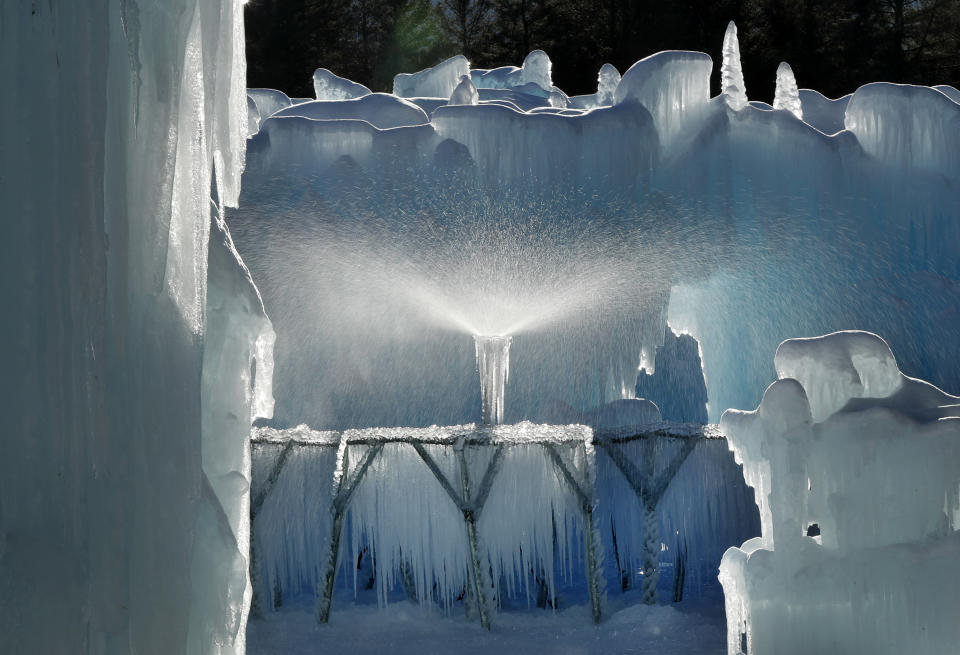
[246, 0, 960, 100]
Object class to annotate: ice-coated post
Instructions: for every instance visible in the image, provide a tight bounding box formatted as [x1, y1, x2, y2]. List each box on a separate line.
[474, 335, 512, 425]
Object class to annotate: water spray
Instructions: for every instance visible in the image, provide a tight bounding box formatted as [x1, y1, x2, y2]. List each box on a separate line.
[474, 335, 512, 424]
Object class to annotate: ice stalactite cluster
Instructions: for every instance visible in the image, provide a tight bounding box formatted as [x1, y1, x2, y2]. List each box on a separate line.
[719, 331, 960, 655]
[772, 62, 802, 119]
[1, 1, 272, 653]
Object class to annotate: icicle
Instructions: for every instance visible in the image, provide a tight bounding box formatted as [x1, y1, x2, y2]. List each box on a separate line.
[721, 21, 748, 110]
[773, 62, 803, 120]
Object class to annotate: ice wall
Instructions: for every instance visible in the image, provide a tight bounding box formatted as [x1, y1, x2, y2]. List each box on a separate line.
[614, 50, 713, 148]
[235, 34, 960, 437]
[797, 89, 850, 134]
[845, 82, 960, 180]
[635, 326, 709, 423]
[0, 2, 266, 653]
[190, 213, 275, 653]
[719, 331, 960, 654]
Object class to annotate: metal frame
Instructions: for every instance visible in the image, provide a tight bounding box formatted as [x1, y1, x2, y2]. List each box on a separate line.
[250, 423, 720, 626]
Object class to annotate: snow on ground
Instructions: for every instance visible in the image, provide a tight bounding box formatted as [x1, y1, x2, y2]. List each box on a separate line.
[247, 598, 726, 655]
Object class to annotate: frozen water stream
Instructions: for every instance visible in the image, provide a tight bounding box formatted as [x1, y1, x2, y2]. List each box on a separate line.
[475, 335, 512, 424]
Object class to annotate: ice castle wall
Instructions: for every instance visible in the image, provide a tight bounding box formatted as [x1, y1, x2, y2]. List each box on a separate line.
[719, 331, 960, 655]
[232, 49, 960, 431]
[0, 2, 269, 653]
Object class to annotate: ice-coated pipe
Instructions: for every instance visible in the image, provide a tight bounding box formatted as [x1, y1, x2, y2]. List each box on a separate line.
[474, 335, 512, 424]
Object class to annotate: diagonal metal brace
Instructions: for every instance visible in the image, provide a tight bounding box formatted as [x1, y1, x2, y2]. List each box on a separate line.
[544, 443, 591, 510]
[332, 443, 384, 515]
[410, 441, 468, 512]
[251, 439, 296, 521]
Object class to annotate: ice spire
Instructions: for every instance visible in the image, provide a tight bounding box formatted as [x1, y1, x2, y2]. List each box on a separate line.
[449, 75, 479, 105]
[721, 21, 748, 110]
[773, 62, 803, 120]
[597, 63, 621, 106]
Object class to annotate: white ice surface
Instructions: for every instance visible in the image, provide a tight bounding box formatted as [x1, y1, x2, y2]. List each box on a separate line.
[934, 84, 960, 104]
[248, 88, 293, 120]
[247, 599, 726, 655]
[312, 67, 372, 101]
[248, 94, 262, 137]
[272, 93, 430, 129]
[449, 75, 479, 106]
[797, 88, 849, 134]
[394, 55, 470, 98]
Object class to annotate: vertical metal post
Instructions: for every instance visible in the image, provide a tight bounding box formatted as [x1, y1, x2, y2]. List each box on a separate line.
[316, 442, 384, 624]
[583, 501, 603, 624]
[456, 443, 492, 630]
[316, 510, 344, 623]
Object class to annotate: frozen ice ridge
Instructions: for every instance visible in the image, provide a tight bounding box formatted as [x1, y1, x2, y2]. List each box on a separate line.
[719, 331, 960, 655]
